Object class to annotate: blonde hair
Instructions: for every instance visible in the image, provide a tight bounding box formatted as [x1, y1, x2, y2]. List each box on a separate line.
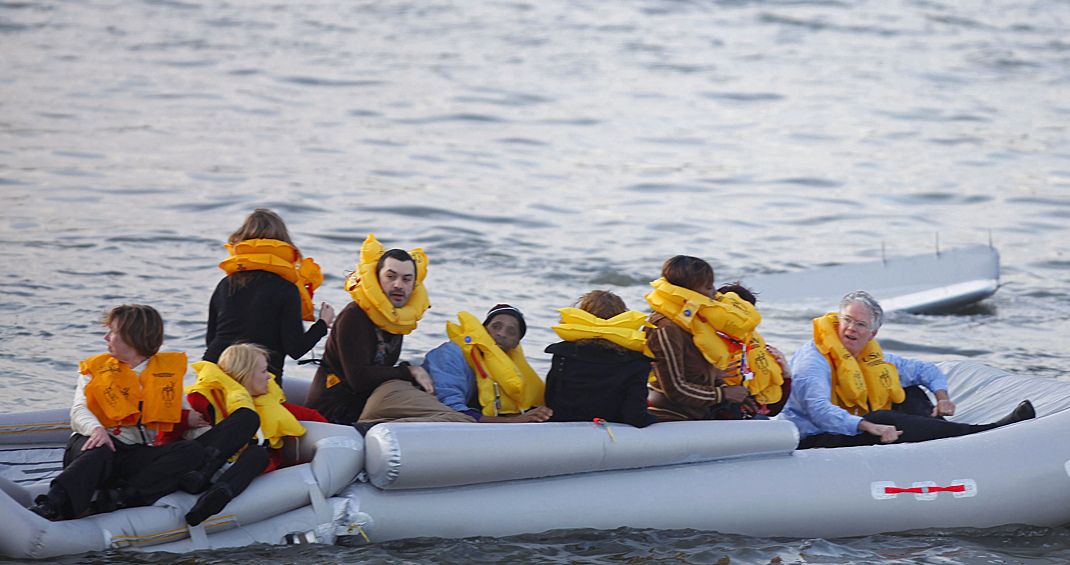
[217, 343, 271, 393]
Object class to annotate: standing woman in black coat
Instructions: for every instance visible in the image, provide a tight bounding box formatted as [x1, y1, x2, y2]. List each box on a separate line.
[203, 208, 335, 386]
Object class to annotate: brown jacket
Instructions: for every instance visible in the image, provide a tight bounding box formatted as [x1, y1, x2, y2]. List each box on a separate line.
[645, 311, 727, 421]
[305, 302, 414, 424]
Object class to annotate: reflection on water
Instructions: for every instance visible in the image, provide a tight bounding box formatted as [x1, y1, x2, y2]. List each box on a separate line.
[2, 0, 1070, 562]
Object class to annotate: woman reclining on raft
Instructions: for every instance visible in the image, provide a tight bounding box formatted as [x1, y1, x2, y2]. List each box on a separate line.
[157, 343, 326, 526]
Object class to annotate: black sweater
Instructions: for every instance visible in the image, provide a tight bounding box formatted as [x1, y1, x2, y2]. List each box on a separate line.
[204, 271, 327, 380]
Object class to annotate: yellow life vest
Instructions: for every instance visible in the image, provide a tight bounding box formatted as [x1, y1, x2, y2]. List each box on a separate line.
[187, 361, 306, 449]
[552, 308, 653, 356]
[345, 233, 430, 335]
[80, 352, 186, 432]
[718, 331, 786, 405]
[646, 278, 783, 404]
[219, 238, 324, 322]
[812, 313, 904, 416]
[447, 311, 544, 416]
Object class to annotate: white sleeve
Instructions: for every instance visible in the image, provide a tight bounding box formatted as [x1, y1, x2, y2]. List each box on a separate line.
[70, 372, 104, 436]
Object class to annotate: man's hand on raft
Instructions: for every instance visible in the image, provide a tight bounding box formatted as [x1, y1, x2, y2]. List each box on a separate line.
[408, 366, 435, 394]
[859, 420, 902, 443]
[932, 390, 956, 418]
[513, 406, 553, 423]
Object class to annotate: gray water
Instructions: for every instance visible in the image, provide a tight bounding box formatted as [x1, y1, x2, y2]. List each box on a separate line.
[2, 0, 1070, 562]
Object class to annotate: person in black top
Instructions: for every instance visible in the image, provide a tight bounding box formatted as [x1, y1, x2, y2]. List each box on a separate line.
[544, 290, 658, 428]
[204, 208, 335, 385]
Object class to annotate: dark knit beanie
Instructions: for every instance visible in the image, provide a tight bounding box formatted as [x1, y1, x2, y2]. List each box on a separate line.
[483, 304, 526, 339]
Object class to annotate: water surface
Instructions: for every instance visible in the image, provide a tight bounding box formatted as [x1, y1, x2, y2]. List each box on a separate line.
[2, 0, 1069, 562]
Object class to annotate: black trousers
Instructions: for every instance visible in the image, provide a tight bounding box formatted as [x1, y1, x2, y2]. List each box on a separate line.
[56, 433, 205, 519]
[893, 385, 937, 417]
[798, 409, 993, 449]
[192, 407, 270, 497]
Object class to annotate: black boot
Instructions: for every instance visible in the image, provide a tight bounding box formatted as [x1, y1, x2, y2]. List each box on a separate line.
[89, 487, 131, 515]
[991, 400, 1035, 428]
[180, 446, 223, 495]
[185, 482, 234, 527]
[28, 484, 73, 521]
[29, 494, 63, 521]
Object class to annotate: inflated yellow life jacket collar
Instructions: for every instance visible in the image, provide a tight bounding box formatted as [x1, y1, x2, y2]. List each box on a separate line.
[345, 233, 430, 335]
[812, 313, 903, 415]
[220, 238, 324, 321]
[645, 278, 762, 361]
[552, 308, 653, 356]
[188, 361, 305, 449]
[448, 311, 544, 416]
[646, 278, 783, 404]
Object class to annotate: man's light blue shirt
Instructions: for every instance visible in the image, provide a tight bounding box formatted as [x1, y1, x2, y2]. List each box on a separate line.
[778, 340, 949, 439]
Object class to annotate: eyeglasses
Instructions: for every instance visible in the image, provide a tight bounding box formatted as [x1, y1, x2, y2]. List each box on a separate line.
[840, 315, 871, 331]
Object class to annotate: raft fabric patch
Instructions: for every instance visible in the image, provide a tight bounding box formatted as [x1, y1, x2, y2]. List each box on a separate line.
[871, 479, 977, 500]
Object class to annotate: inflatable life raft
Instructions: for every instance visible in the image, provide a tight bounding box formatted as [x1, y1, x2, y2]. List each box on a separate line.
[3, 361, 1070, 558]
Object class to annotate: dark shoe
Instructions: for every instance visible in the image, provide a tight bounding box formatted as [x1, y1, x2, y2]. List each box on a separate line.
[352, 422, 378, 436]
[186, 482, 234, 527]
[179, 470, 209, 495]
[29, 494, 62, 521]
[180, 446, 223, 494]
[88, 488, 126, 514]
[992, 400, 1035, 428]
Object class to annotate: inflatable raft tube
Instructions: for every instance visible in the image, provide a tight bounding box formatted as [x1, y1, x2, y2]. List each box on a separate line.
[745, 244, 999, 314]
[340, 362, 1070, 542]
[364, 419, 799, 490]
[939, 360, 1070, 423]
[0, 407, 72, 503]
[0, 421, 363, 559]
[343, 404, 1070, 542]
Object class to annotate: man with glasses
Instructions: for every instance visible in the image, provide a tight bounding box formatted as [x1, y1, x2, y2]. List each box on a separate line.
[779, 291, 1034, 449]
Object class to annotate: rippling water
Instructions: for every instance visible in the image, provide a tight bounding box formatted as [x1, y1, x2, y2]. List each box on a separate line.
[17, 526, 1070, 565]
[3, 0, 1070, 562]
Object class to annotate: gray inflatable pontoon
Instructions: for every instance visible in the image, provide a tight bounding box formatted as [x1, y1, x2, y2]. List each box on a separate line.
[2, 361, 1069, 558]
[743, 244, 1000, 313]
[0, 420, 363, 559]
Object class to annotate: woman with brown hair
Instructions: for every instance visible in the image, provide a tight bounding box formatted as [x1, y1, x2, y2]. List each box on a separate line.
[645, 255, 756, 421]
[543, 290, 657, 428]
[29, 305, 205, 521]
[204, 208, 335, 386]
